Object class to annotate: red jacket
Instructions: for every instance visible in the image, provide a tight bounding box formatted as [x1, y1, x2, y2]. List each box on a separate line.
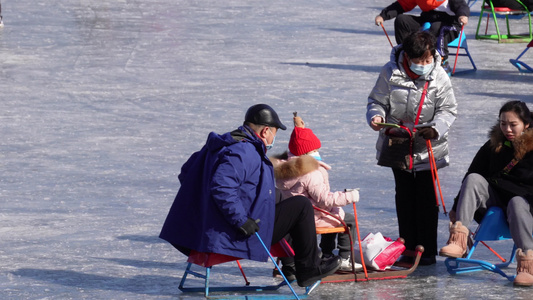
[379, 0, 469, 21]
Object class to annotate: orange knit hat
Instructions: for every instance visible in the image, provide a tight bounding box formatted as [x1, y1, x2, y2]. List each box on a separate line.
[288, 113, 321, 156]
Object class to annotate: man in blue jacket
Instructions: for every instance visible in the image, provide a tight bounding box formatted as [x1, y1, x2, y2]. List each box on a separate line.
[160, 104, 341, 287]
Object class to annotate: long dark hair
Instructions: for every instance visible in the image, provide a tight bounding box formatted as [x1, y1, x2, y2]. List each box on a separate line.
[499, 101, 533, 126]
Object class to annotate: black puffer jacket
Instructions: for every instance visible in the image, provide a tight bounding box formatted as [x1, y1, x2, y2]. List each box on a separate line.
[452, 125, 533, 213]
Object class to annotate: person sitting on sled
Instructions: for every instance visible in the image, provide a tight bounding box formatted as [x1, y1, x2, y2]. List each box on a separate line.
[374, 0, 469, 74]
[159, 104, 342, 288]
[440, 101, 533, 287]
[269, 113, 361, 272]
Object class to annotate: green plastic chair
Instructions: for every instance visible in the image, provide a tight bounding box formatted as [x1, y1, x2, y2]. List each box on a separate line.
[475, 0, 533, 43]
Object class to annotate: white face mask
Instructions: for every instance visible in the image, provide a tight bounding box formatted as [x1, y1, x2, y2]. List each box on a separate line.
[309, 151, 322, 161]
[409, 63, 433, 75]
[265, 128, 276, 151]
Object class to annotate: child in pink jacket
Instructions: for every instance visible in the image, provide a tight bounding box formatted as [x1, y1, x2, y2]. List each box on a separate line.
[270, 114, 361, 271]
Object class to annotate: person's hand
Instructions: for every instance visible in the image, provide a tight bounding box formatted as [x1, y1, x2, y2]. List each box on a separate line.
[375, 15, 384, 26]
[418, 127, 438, 140]
[370, 116, 385, 131]
[345, 189, 360, 203]
[458, 16, 468, 26]
[239, 218, 260, 237]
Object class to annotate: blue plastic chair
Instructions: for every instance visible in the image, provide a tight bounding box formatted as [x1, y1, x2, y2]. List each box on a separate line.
[444, 206, 516, 281]
[421, 22, 477, 75]
[178, 233, 319, 299]
[468, 0, 479, 7]
[447, 29, 478, 75]
[509, 39, 533, 72]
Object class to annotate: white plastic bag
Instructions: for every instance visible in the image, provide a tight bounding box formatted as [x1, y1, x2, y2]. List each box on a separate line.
[355, 232, 405, 270]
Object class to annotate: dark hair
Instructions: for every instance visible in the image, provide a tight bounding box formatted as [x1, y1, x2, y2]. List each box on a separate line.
[499, 100, 533, 126]
[402, 31, 436, 59]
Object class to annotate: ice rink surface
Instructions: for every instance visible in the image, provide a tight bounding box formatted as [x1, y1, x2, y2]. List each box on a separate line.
[0, 0, 532, 299]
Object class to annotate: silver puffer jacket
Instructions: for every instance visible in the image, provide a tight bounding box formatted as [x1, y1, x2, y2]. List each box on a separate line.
[366, 45, 458, 172]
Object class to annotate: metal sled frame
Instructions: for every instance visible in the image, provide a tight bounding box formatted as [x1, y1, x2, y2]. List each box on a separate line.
[475, 0, 533, 43]
[320, 246, 424, 283]
[509, 40, 533, 72]
[178, 233, 318, 299]
[313, 204, 424, 283]
[444, 207, 517, 281]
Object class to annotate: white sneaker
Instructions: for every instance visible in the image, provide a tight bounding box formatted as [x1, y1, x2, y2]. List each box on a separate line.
[339, 258, 363, 271]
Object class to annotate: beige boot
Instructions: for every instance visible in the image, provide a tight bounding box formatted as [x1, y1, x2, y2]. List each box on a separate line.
[439, 221, 469, 258]
[514, 249, 533, 286]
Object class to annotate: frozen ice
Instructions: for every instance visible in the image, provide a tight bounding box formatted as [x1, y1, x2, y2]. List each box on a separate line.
[1, 0, 532, 299]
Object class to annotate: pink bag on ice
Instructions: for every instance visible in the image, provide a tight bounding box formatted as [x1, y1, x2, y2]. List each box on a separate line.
[356, 232, 406, 270]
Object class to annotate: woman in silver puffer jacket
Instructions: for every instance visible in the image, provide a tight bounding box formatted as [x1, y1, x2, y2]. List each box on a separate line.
[366, 31, 458, 265]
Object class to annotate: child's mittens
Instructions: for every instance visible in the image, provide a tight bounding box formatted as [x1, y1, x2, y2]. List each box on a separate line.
[346, 189, 360, 203]
[293, 116, 305, 128]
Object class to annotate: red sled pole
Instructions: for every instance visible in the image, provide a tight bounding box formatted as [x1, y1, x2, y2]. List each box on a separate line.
[452, 25, 465, 75]
[381, 23, 394, 48]
[426, 140, 447, 215]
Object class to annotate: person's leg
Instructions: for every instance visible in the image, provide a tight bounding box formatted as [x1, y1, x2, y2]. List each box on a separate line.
[272, 196, 320, 271]
[491, 0, 529, 10]
[508, 196, 533, 251]
[456, 173, 501, 226]
[440, 173, 502, 258]
[319, 233, 337, 258]
[272, 195, 341, 287]
[413, 170, 439, 261]
[394, 14, 422, 44]
[392, 169, 418, 252]
[337, 212, 355, 259]
[508, 196, 533, 286]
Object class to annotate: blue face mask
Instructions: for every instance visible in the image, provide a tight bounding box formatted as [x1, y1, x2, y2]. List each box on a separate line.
[409, 63, 433, 75]
[309, 152, 322, 161]
[265, 128, 276, 151]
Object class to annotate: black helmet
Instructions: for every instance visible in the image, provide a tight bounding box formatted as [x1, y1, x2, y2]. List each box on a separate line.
[244, 104, 287, 130]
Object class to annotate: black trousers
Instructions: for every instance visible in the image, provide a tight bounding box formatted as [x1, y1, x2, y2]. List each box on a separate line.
[392, 169, 439, 258]
[394, 12, 459, 60]
[272, 195, 320, 272]
[491, 0, 533, 10]
[320, 213, 356, 259]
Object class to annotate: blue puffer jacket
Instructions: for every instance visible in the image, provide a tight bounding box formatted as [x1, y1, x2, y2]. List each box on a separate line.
[159, 125, 276, 262]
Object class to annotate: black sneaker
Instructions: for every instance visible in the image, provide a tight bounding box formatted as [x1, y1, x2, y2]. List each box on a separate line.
[272, 264, 296, 282]
[296, 256, 341, 287]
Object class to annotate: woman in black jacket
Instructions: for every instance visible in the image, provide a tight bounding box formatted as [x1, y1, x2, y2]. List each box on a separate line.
[439, 100, 533, 286]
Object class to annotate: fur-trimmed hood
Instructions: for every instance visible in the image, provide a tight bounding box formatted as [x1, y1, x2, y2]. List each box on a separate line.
[490, 124, 533, 160]
[269, 151, 350, 228]
[270, 151, 330, 180]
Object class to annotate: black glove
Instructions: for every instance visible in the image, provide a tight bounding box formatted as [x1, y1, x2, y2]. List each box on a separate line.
[239, 218, 260, 237]
[418, 127, 438, 140]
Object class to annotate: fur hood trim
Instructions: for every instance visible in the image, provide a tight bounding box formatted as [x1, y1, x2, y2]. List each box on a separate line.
[270, 152, 320, 180]
[490, 124, 533, 160]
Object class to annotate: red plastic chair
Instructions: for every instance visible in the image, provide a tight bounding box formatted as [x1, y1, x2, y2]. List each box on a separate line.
[178, 234, 318, 299]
